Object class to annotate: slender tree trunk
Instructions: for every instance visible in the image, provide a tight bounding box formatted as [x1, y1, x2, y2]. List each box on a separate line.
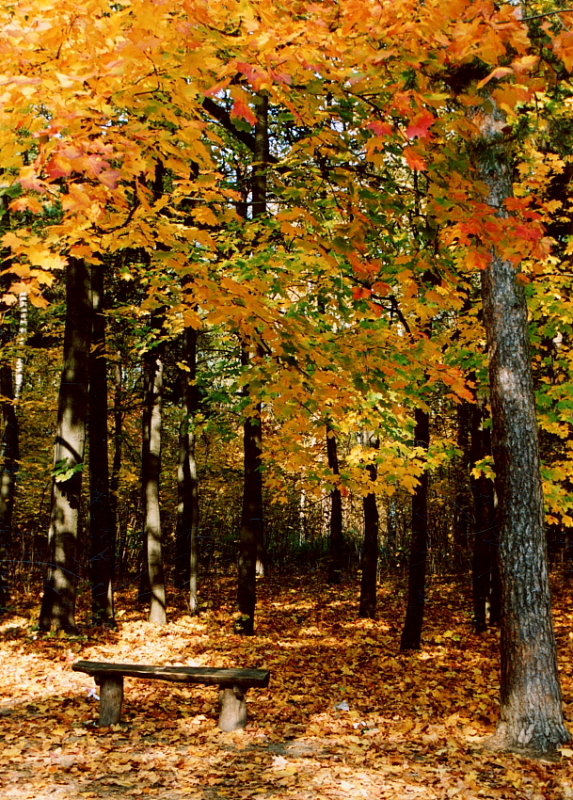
[0, 364, 19, 612]
[236, 341, 263, 635]
[175, 421, 190, 586]
[359, 434, 379, 618]
[326, 424, 344, 585]
[236, 92, 268, 634]
[88, 266, 115, 626]
[140, 344, 167, 625]
[453, 402, 472, 572]
[400, 407, 430, 651]
[478, 101, 569, 753]
[39, 258, 91, 633]
[110, 362, 124, 582]
[470, 403, 499, 633]
[0, 293, 27, 611]
[175, 327, 200, 614]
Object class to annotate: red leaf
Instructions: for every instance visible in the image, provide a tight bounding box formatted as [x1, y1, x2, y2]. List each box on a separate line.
[230, 100, 258, 125]
[366, 120, 393, 137]
[353, 286, 371, 300]
[45, 156, 73, 180]
[405, 112, 435, 140]
[235, 61, 268, 89]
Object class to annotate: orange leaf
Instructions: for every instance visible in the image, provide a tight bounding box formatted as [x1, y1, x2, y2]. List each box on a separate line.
[403, 147, 427, 171]
[476, 66, 513, 90]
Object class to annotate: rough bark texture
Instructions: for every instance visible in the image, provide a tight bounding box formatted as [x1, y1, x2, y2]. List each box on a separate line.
[400, 407, 430, 651]
[39, 258, 91, 633]
[140, 345, 167, 625]
[359, 434, 379, 618]
[88, 265, 115, 626]
[478, 105, 569, 753]
[326, 425, 344, 585]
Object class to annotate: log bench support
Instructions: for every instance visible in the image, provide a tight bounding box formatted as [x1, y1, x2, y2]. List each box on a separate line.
[72, 661, 270, 732]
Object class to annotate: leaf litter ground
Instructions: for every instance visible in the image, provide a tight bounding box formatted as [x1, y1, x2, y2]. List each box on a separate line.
[2, 574, 573, 799]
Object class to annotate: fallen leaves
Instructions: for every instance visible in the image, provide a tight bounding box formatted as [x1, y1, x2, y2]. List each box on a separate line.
[1, 577, 573, 798]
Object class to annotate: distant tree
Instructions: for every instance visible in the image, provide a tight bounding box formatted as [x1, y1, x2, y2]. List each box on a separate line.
[469, 403, 499, 633]
[358, 433, 379, 618]
[0, 291, 26, 611]
[326, 424, 344, 585]
[400, 408, 430, 651]
[175, 327, 200, 614]
[139, 340, 167, 625]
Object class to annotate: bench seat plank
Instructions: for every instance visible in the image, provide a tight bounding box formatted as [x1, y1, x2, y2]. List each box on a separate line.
[72, 660, 270, 731]
[73, 661, 269, 687]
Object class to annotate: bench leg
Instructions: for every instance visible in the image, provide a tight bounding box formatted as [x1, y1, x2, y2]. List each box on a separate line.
[218, 686, 248, 731]
[96, 675, 124, 726]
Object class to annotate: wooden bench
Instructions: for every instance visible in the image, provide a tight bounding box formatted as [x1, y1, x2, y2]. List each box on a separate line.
[72, 660, 270, 732]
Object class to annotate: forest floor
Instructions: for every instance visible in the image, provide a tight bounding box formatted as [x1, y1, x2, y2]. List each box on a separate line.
[2, 573, 573, 800]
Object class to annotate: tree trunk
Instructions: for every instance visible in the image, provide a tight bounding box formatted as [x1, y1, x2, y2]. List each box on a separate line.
[359, 434, 379, 618]
[400, 407, 430, 651]
[453, 402, 473, 572]
[0, 293, 27, 611]
[326, 424, 344, 585]
[0, 363, 19, 612]
[175, 327, 200, 614]
[140, 344, 167, 625]
[470, 403, 499, 633]
[39, 258, 91, 633]
[478, 102, 570, 753]
[88, 266, 115, 626]
[110, 362, 124, 582]
[236, 92, 268, 634]
[236, 341, 263, 635]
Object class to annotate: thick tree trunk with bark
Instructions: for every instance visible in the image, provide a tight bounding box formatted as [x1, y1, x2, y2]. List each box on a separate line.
[39, 258, 91, 633]
[140, 345, 167, 625]
[88, 266, 115, 626]
[478, 103, 569, 753]
[359, 434, 379, 618]
[175, 327, 200, 614]
[326, 424, 344, 585]
[400, 407, 430, 651]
